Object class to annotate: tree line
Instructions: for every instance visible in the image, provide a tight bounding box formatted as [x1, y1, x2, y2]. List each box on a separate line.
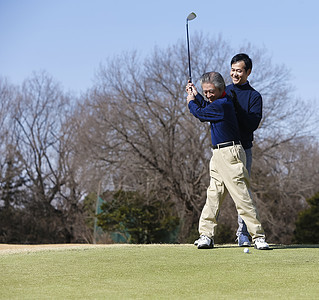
[1, 33, 318, 244]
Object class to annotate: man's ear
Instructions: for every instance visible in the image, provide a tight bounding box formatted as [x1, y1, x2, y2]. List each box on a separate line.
[247, 69, 252, 76]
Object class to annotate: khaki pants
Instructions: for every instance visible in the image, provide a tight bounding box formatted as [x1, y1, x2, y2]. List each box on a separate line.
[198, 144, 265, 242]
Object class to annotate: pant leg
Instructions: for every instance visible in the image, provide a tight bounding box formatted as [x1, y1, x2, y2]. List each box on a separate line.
[214, 145, 265, 242]
[198, 155, 228, 238]
[236, 148, 252, 237]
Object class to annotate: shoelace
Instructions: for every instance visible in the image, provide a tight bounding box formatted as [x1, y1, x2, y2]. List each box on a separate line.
[256, 238, 265, 243]
[199, 235, 210, 242]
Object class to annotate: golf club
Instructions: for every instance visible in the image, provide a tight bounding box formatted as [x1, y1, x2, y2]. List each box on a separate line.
[186, 12, 197, 82]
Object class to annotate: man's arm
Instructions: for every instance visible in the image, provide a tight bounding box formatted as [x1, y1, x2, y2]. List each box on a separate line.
[230, 90, 262, 132]
[188, 99, 224, 122]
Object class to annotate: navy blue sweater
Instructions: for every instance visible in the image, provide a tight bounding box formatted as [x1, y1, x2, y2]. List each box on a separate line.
[225, 82, 262, 149]
[188, 93, 240, 146]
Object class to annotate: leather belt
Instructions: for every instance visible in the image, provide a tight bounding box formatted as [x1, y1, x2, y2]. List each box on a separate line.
[212, 141, 241, 149]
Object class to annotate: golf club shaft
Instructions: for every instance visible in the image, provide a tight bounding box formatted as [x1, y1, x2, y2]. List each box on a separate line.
[186, 21, 192, 82]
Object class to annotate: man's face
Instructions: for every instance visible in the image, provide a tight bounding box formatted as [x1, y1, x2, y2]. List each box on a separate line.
[202, 83, 223, 103]
[230, 61, 251, 85]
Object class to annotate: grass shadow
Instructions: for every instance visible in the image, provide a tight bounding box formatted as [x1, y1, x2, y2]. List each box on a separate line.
[270, 244, 319, 250]
[212, 243, 319, 250]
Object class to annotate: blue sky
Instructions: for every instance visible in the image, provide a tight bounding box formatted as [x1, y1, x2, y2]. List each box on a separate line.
[1, 0, 318, 105]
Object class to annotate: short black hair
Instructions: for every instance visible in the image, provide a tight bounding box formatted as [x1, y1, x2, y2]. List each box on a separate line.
[231, 53, 252, 72]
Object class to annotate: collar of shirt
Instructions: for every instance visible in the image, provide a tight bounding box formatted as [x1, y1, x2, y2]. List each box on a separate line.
[219, 91, 226, 98]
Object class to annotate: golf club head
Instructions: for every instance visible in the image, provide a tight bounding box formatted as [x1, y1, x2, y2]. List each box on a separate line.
[186, 12, 197, 82]
[187, 12, 197, 22]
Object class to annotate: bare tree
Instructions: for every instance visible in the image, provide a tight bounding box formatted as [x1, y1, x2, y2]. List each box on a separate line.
[9, 71, 88, 242]
[0, 78, 27, 242]
[0, 78, 17, 184]
[75, 48, 211, 241]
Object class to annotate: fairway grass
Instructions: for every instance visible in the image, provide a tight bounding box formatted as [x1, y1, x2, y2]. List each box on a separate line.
[1, 244, 318, 299]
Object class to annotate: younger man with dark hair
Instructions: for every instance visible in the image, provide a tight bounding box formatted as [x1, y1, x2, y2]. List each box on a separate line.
[226, 53, 262, 247]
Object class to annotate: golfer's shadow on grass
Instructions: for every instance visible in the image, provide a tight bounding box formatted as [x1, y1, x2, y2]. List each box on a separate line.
[199, 244, 319, 250]
[270, 244, 319, 250]
[212, 244, 275, 250]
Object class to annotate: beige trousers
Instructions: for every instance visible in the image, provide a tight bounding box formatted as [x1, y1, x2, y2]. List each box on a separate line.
[198, 144, 265, 242]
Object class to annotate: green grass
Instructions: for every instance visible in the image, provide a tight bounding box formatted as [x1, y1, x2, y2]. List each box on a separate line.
[1, 244, 319, 299]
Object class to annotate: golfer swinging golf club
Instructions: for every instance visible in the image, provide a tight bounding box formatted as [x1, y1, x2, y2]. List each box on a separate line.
[186, 72, 269, 250]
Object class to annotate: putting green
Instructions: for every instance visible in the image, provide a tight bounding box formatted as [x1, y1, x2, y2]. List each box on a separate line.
[1, 244, 318, 299]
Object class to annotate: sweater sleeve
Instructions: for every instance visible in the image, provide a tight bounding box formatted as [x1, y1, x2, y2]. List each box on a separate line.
[236, 93, 262, 132]
[188, 99, 224, 122]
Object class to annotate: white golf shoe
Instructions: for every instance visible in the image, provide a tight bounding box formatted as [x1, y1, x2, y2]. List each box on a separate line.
[197, 235, 214, 249]
[254, 237, 270, 250]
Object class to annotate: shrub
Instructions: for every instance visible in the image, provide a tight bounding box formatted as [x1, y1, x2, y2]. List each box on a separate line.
[97, 190, 179, 244]
[293, 192, 319, 244]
